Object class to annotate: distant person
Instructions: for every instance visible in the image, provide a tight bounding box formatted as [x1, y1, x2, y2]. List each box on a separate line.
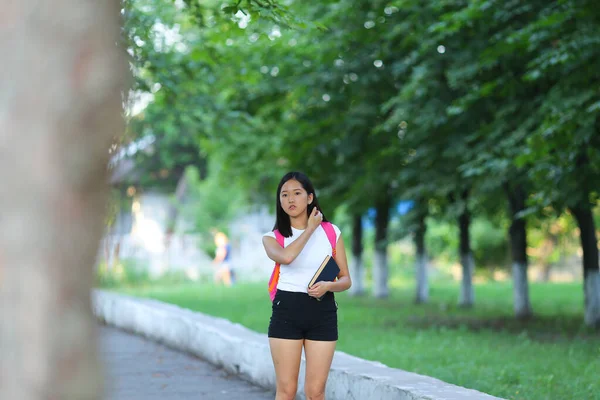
[262, 171, 352, 400]
[213, 231, 234, 286]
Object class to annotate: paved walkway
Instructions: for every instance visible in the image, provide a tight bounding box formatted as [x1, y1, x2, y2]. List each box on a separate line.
[100, 325, 274, 400]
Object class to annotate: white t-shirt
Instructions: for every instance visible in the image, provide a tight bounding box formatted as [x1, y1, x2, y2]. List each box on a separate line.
[263, 223, 341, 293]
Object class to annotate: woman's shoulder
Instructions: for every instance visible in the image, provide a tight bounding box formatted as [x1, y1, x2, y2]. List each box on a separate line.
[322, 221, 341, 235]
[263, 231, 276, 239]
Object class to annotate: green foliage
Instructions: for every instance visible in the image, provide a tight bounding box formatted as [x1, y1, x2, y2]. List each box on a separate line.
[120, 0, 600, 320]
[122, 0, 600, 211]
[174, 160, 249, 259]
[121, 0, 210, 191]
[471, 218, 510, 267]
[96, 258, 151, 288]
[527, 211, 581, 267]
[425, 218, 459, 264]
[424, 216, 512, 268]
[96, 258, 196, 288]
[437, 0, 600, 212]
[181, 162, 248, 236]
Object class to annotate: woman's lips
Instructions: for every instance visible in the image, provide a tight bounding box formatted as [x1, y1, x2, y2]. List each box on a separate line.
[289, 205, 296, 210]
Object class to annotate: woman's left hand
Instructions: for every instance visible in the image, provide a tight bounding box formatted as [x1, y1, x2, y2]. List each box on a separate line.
[308, 281, 331, 299]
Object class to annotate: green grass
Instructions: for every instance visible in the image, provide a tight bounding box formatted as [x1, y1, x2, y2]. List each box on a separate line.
[112, 281, 600, 400]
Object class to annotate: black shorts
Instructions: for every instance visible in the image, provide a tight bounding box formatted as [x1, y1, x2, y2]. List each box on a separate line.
[268, 289, 338, 341]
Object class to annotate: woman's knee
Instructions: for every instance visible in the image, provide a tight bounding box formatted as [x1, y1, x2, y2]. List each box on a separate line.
[276, 381, 298, 400]
[304, 383, 325, 400]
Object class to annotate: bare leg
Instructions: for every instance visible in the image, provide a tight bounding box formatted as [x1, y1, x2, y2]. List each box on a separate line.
[214, 266, 232, 286]
[304, 340, 336, 400]
[269, 338, 303, 400]
[222, 266, 232, 286]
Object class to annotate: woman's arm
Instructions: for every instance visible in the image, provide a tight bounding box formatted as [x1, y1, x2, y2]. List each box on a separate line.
[263, 208, 322, 265]
[308, 236, 352, 298]
[263, 227, 316, 265]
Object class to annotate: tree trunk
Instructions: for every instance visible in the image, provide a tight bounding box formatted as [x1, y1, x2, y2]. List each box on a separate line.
[457, 190, 475, 308]
[348, 214, 365, 296]
[505, 182, 533, 319]
[0, 2, 127, 400]
[165, 172, 189, 235]
[570, 205, 600, 328]
[164, 172, 189, 254]
[414, 207, 429, 304]
[373, 199, 390, 298]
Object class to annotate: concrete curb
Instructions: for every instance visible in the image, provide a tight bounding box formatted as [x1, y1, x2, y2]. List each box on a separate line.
[93, 290, 504, 400]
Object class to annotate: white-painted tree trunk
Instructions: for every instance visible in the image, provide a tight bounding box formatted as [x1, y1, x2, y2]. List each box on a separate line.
[373, 200, 390, 299]
[585, 270, 600, 327]
[348, 214, 365, 296]
[348, 254, 366, 296]
[513, 261, 532, 318]
[415, 254, 429, 303]
[373, 248, 389, 298]
[505, 182, 533, 319]
[570, 205, 600, 328]
[459, 252, 475, 307]
[0, 1, 127, 399]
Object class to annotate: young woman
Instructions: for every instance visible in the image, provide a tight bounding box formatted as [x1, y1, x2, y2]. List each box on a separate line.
[262, 172, 352, 400]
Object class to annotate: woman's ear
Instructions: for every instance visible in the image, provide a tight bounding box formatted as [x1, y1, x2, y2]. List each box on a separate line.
[308, 193, 314, 204]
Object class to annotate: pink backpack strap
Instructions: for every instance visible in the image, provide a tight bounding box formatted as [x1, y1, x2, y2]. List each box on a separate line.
[321, 222, 337, 257]
[274, 229, 285, 247]
[268, 230, 285, 301]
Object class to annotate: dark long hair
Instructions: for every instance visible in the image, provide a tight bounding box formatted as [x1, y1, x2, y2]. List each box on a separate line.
[273, 171, 328, 237]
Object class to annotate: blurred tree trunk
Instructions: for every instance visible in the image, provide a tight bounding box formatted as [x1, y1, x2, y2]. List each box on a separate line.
[165, 172, 189, 233]
[504, 182, 533, 319]
[164, 172, 189, 253]
[570, 205, 600, 328]
[373, 198, 390, 298]
[414, 205, 429, 304]
[457, 189, 475, 308]
[0, 1, 127, 399]
[348, 213, 365, 296]
[569, 143, 600, 328]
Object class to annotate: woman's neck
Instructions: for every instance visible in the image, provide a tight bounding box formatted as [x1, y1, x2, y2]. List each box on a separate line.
[290, 215, 308, 230]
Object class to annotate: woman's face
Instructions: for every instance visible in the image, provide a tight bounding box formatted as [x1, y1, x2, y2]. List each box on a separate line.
[279, 179, 313, 218]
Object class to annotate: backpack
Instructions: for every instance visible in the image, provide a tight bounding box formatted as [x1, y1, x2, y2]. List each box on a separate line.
[268, 221, 337, 302]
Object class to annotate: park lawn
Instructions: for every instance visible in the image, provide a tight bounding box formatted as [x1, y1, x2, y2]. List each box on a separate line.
[113, 281, 600, 400]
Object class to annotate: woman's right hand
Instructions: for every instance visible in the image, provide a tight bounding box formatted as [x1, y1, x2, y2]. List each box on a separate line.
[307, 207, 323, 232]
